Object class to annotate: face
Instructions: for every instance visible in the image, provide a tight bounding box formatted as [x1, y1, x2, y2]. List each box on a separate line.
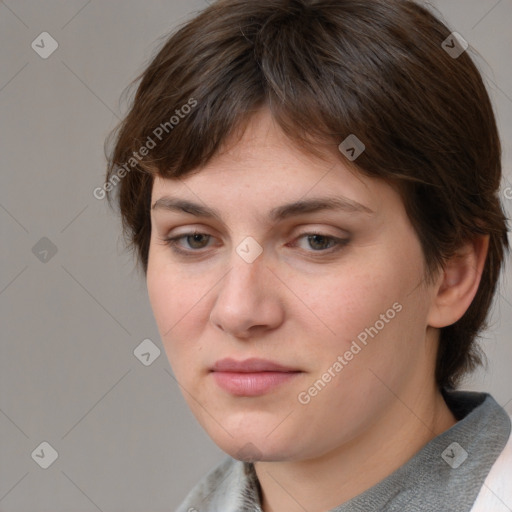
[147, 108, 440, 463]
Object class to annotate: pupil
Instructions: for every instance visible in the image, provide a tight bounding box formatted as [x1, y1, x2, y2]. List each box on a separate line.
[309, 235, 329, 250]
[190, 234, 207, 248]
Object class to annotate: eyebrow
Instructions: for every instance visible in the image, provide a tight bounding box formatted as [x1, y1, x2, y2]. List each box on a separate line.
[151, 195, 374, 222]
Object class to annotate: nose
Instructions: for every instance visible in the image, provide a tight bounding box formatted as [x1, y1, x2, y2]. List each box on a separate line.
[209, 252, 285, 339]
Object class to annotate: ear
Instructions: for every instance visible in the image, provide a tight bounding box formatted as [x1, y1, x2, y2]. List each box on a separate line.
[427, 235, 490, 328]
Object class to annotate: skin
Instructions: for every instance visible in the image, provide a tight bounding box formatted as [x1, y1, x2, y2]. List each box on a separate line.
[146, 108, 489, 512]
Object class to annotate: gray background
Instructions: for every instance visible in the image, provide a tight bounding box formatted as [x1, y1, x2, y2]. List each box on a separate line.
[0, 1, 511, 511]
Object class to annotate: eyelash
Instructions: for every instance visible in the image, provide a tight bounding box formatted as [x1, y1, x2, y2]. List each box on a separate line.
[162, 231, 349, 257]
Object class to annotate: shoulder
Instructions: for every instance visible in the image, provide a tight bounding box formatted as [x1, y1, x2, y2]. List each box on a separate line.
[470, 412, 512, 512]
[175, 456, 249, 512]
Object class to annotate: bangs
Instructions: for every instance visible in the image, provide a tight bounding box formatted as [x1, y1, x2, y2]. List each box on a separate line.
[107, 0, 442, 184]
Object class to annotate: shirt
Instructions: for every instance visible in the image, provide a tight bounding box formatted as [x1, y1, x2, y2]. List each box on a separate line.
[175, 390, 512, 512]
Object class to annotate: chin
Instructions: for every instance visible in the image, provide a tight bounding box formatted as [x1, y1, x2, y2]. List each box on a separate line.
[212, 432, 298, 463]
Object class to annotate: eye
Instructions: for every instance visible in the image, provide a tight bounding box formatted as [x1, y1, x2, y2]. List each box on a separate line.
[162, 230, 349, 256]
[290, 232, 349, 253]
[163, 232, 213, 254]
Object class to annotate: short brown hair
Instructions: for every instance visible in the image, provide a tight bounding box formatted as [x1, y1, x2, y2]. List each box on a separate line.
[104, 0, 509, 390]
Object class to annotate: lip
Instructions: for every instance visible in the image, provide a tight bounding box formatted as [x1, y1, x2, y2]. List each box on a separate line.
[210, 358, 302, 396]
[211, 357, 300, 373]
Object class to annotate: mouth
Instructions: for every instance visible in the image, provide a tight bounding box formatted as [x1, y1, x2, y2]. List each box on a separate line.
[210, 358, 303, 396]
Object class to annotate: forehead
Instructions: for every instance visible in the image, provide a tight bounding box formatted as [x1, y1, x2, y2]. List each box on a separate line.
[194, 108, 347, 171]
[151, 108, 401, 221]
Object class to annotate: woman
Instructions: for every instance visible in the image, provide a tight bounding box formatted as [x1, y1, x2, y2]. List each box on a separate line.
[104, 0, 512, 510]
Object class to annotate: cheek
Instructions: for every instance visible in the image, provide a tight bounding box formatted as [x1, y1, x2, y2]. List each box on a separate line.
[296, 243, 429, 385]
[297, 261, 410, 347]
[146, 253, 214, 372]
[147, 263, 174, 330]
[147, 258, 190, 351]
[147, 241, 198, 325]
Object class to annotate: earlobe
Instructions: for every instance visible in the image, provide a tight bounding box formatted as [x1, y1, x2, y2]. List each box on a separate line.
[427, 235, 490, 328]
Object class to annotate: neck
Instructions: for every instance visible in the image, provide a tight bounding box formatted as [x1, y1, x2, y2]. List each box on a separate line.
[254, 385, 457, 512]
